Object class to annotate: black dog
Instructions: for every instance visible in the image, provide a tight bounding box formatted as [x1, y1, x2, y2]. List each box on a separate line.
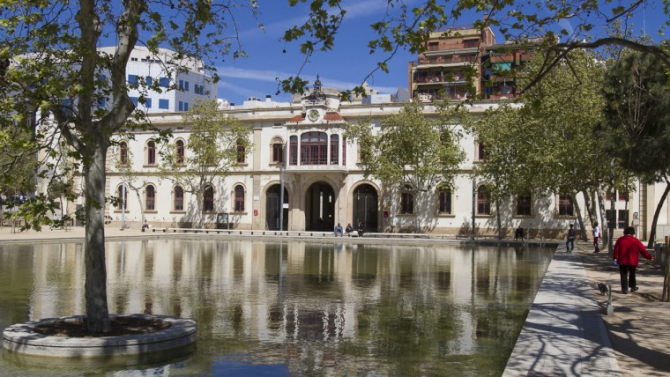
[597, 283, 608, 296]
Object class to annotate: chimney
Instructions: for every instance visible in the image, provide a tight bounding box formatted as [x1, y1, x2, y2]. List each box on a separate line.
[266, 94, 272, 102]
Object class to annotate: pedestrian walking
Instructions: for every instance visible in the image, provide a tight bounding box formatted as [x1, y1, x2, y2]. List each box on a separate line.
[566, 224, 575, 252]
[515, 225, 524, 241]
[592, 222, 601, 253]
[613, 226, 654, 294]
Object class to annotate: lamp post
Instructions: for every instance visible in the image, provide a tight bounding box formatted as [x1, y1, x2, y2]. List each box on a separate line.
[121, 171, 126, 230]
[471, 178, 476, 240]
[279, 163, 285, 232]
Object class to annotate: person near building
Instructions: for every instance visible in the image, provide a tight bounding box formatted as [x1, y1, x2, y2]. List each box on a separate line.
[357, 221, 365, 237]
[334, 223, 343, 237]
[613, 226, 654, 294]
[515, 225, 524, 241]
[345, 223, 353, 236]
[592, 222, 601, 253]
[566, 224, 576, 252]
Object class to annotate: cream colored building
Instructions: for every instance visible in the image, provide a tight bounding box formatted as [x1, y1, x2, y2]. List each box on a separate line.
[96, 81, 649, 239]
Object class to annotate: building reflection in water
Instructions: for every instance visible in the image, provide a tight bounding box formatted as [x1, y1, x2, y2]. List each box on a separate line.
[1, 239, 552, 375]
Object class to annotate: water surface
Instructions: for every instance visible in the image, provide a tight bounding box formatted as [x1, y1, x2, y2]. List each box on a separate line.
[0, 238, 552, 376]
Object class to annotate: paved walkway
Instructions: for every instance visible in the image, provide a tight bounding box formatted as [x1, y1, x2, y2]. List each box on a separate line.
[504, 243, 622, 376]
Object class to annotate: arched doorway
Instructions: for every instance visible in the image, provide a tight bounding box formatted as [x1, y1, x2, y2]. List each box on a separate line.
[353, 184, 378, 232]
[266, 184, 288, 230]
[305, 182, 335, 231]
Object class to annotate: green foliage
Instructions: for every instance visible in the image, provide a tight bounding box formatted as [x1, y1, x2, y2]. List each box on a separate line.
[159, 99, 252, 208]
[0, 0, 261, 332]
[345, 101, 465, 192]
[281, 0, 670, 96]
[601, 52, 670, 183]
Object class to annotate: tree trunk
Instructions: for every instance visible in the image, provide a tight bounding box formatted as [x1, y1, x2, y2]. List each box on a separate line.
[131, 185, 145, 226]
[583, 190, 596, 228]
[597, 188, 609, 247]
[608, 188, 616, 257]
[647, 180, 670, 248]
[83, 143, 111, 333]
[415, 190, 421, 233]
[496, 196, 502, 239]
[574, 194, 587, 241]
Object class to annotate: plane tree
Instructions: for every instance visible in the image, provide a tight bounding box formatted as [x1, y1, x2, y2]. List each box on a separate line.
[345, 101, 465, 232]
[158, 99, 251, 228]
[466, 49, 623, 241]
[600, 51, 670, 248]
[0, 0, 259, 334]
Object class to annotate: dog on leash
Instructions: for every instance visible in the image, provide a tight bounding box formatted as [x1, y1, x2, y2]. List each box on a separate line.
[597, 283, 608, 296]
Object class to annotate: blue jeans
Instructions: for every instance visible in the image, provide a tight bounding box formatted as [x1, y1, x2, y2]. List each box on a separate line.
[334, 229, 343, 237]
[566, 238, 574, 251]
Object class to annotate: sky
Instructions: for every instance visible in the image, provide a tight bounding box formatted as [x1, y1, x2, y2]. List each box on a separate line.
[214, 0, 667, 105]
[215, 0, 419, 104]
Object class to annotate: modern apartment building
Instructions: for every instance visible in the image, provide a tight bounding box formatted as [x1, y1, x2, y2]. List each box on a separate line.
[98, 46, 216, 113]
[409, 25, 536, 101]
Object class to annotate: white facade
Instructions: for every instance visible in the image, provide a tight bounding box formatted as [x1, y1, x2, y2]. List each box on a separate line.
[102, 88, 644, 239]
[98, 46, 216, 113]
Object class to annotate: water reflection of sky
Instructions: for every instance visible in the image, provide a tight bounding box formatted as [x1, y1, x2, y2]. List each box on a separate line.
[0, 239, 552, 376]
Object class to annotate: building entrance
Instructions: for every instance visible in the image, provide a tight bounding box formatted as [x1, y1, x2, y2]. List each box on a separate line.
[305, 182, 335, 231]
[353, 184, 378, 232]
[266, 184, 288, 230]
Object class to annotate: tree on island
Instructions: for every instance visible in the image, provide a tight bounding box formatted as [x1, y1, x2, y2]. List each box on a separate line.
[0, 1, 259, 334]
[158, 99, 251, 228]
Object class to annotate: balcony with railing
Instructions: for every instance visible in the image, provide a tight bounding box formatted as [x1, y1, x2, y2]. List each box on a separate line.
[417, 54, 478, 66]
[415, 88, 471, 102]
[414, 71, 468, 86]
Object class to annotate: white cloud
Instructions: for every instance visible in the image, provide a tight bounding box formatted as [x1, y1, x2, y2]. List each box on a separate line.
[217, 66, 399, 94]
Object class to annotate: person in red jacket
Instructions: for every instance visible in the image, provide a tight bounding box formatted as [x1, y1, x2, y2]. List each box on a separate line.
[613, 226, 654, 294]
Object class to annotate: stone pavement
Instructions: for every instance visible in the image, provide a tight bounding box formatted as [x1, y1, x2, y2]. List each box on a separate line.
[579, 243, 670, 377]
[504, 242, 622, 376]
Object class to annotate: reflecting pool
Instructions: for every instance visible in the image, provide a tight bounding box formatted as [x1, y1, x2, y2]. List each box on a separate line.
[0, 238, 553, 376]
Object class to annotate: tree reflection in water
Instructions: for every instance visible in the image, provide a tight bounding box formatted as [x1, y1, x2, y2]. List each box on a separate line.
[0, 240, 552, 376]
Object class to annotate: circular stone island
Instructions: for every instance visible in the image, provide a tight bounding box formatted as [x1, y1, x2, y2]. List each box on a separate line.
[2, 314, 197, 359]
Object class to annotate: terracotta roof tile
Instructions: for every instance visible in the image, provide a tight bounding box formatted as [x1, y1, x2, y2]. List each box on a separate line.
[288, 114, 305, 122]
[324, 112, 345, 121]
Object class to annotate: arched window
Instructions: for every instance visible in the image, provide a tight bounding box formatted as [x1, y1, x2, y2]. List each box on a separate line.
[400, 185, 414, 214]
[271, 137, 283, 163]
[174, 186, 184, 211]
[236, 139, 246, 163]
[437, 186, 452, 214]
[289, 136, 298, 165]
[147, 140, 156, 165]
[476, 141, 486, 161]
[176, 140, 184, 164]
[330, 134, 339, 165]
[300, 132, 327, 165]
[116, 185, 128, 209]
[145, 185, 155, 211]
[234, 185, 245, 212]
[516, 193, 532, 216]
[119, 142, 128, 166]
[558, 193, 573, 216]
[477, 186, 491, 215]
[203, 186, 214, 212]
